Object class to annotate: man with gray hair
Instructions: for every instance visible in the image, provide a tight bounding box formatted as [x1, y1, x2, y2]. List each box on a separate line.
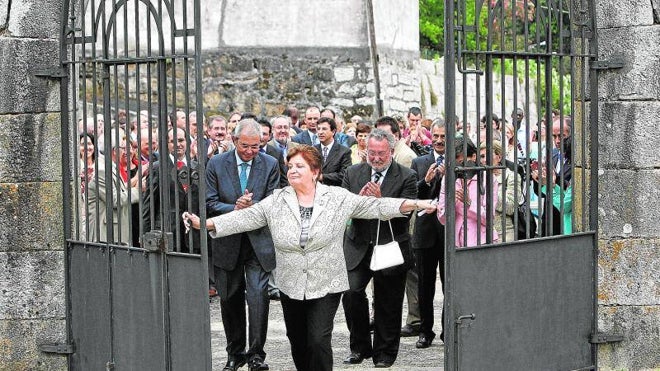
[341, 126, 418, 368]
[268, 115, 299, 159]
[206, 119, 280, 371]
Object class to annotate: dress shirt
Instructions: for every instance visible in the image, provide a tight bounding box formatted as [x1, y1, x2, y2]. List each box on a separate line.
[234, 151, 253, 178]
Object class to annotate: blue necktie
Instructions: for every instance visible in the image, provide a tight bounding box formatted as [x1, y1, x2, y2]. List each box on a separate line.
[239, 162, 249, 193]
[436, 154, 445, 166]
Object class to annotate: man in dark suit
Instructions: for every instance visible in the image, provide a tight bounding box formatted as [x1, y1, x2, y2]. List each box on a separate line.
[291, 106, 321, 145]
[410, 120, 447, 348]
[314, 116, 352, 186]
[206, 119, 280, 371]
[258, 118, 288, 189]
[320, 107, 357, 148]
[341, 128, 418, 368]
[142, 127, 200, 253]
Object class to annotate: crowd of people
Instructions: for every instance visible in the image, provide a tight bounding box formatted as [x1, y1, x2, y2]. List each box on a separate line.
[75, 103, 574, 370]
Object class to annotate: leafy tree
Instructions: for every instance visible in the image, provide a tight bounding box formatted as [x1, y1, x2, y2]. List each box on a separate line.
[419, 0, 572, 114]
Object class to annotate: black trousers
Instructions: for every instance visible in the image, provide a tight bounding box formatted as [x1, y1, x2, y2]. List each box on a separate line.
[214, 235, 270, 362]
[280, 292, 341, 371]
[342, 251, 407, 364]
[416, 246, 445, 339]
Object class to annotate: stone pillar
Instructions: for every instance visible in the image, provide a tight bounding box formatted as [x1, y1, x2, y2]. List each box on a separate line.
[595, 0, 660, 368]
[0, 1, 67, 370]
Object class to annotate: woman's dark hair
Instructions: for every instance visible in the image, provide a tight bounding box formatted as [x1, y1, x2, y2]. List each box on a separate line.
[454, 135, 477, 159]
[79, 132, 96, 161]
[287, 145, 324, 181]
[356, 122, 372, 135]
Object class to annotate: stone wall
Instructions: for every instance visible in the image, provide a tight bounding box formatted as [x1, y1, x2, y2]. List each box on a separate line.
[595, 0, 660, 368]
[1, 0, 659, 370]
[420, 58, 538, 124]
[191, 47, 420, 120]
[0, 0, 68, 370]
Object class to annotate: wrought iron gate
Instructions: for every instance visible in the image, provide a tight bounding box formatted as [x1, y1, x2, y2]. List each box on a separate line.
[442, 0, 600, 369]
[59, 0, 211, 370]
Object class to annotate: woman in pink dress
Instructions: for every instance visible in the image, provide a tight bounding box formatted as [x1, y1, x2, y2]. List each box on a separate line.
[437, 137, 499, 247]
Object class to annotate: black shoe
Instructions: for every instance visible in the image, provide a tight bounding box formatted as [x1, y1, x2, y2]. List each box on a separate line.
[374, 360, 394, 368]
[400, 324, 420, 337]
[223, 358, 246, 371]
[416, 333, 435, 348]
[268, 290, 280, 301]
[248, 357, 269, 371]
[343, 351, 370, 364]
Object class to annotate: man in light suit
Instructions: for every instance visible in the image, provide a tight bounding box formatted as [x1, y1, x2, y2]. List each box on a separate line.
[410, 120, 447, 347]
[84, 130, 136, 244]
[206, 119, 280, 371]
[341, 128, 418, 368]
[291, 106, 321, 145]
[314, 116, 352, 186]
[268, 115, 299, 159]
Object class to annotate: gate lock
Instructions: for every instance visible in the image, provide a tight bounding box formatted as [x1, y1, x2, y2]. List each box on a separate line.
[142, 231, 173, 252]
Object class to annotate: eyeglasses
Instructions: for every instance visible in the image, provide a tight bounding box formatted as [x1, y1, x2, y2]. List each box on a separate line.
[237, 142, 260, 151]
[367, 150, 390, 157]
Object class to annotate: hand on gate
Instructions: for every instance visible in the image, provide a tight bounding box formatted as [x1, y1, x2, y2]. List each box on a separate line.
[182, 212, 214, 232]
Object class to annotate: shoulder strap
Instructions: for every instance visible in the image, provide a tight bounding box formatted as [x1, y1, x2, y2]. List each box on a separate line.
[375, 220, 395, 245]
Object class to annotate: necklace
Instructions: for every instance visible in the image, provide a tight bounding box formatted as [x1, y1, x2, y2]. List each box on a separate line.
[299, 205, 313, 220]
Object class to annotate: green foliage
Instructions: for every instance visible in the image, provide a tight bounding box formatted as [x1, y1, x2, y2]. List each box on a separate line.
[420, 0, 572, 114]
[420, 0, 445, 57]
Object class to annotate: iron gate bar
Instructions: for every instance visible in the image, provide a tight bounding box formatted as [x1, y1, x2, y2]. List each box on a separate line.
[61, 0, 210, 369]
[446, 0, 599, 367]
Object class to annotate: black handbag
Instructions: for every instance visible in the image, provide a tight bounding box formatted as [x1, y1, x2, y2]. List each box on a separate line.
[515, 202, 537, 239]
[410, 141, 429, 157]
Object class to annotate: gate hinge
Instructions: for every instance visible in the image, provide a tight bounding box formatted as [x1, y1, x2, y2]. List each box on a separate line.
[589, 332, 624, 344]
[39, 342, 74, 354]
[33, 67, 68, 79]
[591, 57, 625, 70]
[142, 230, 172, 252]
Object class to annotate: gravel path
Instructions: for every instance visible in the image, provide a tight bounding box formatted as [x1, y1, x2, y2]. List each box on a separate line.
[210, 277, 445, 370]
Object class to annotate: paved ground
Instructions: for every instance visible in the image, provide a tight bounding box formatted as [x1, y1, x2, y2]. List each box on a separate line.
[210, 278, 445, 371]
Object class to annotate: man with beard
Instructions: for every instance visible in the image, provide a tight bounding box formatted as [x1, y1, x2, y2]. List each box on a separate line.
[341, 126, 418, 368]
[268, 115, 299, 159]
